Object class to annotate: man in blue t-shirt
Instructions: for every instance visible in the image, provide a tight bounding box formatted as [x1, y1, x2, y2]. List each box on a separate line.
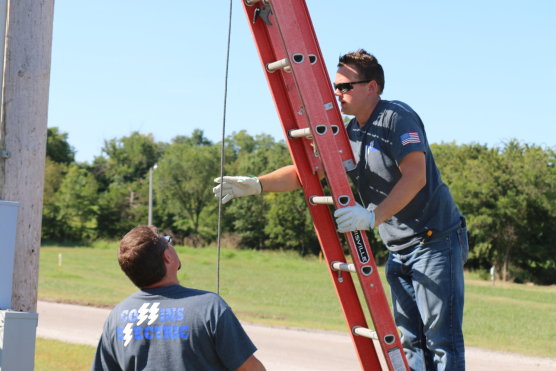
[213, 50, 468, 371]
[91, 225, 265, 371]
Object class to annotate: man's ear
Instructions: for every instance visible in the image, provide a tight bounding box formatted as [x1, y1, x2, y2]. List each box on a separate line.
[368, 80, 379, 95]
[162, 248, 173, 264]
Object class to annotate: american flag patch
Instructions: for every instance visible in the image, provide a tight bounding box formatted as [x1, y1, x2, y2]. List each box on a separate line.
[400, 132, 420, 146]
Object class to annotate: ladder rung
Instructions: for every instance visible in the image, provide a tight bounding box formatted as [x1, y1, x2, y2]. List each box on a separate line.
[244, 0, 261, 5]
[266, 58, 291, 73]
[353, 326, 378, 340]
[331, 261, 355, 273]
[309, 196, 334, 205]
[289, 127, 312, 138]
[310, 195, 351, 206]
[354, 326, 397, 346]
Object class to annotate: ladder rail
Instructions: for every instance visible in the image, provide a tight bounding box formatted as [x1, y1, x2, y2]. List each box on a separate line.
[294, 156, 383, 370]
[266, 1, 408, 369]
[245, 3, 324, 175]
[241, 4, 381, 368]
[240, 1, 409, 370]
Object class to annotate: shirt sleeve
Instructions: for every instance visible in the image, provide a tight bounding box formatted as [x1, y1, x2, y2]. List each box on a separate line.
[214, 307, 257, 370]
[91, 321, 121, 371]
[389, 109, 427, 165]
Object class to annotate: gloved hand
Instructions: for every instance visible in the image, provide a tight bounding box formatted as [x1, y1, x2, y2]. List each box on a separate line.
[334, 203, 375, 233]
[213, 176, 262, 204]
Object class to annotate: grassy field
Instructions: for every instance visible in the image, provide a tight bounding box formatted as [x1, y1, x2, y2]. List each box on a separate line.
[37, 243, 556, 363]
[35, 338, 95, 371]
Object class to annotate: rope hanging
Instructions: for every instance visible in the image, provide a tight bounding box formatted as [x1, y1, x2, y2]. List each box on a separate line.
[216, 0, 233, 295]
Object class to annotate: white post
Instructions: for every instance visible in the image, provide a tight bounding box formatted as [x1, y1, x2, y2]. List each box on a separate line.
[148, 164, 157, 225]
[148, 167, 153, 225]
[0, 0, 55, 312]
[490, 265, 496, 286]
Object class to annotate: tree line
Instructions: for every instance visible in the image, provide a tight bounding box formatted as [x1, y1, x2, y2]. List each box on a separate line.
[43, 127, 556, 284]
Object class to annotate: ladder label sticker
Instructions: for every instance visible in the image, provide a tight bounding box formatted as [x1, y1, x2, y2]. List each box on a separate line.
[352, 231, 370, 264]
[324, 102, 333, 110]
[387, 347, 406, 371]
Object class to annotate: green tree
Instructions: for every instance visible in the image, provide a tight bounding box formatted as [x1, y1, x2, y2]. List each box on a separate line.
[224, 134, 284, 248]
[265, 189, 319, 255]
[434, 143, 509, 274]
[497, 142, 556, 282]
[46, 127, 75, 164]
[225, 130, 258, 155]
[156, 143, 220, 244]
[42, 158, 68, 241]
[101, 132, 162, 183]
[90, 156, 111, 193]
[432, 141, 556, 283]
[53, 164, 99, 241]
[92, 132, 164, 238]
[172, 129, 213, 147]
[96, 181, 148, 239]
[223, 133, 321, 252]
[42, 127, 74, 240]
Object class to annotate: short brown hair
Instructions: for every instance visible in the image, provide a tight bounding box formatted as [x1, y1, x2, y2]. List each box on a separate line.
[338, 49, 385, 94]
[118, 225, 167, 288]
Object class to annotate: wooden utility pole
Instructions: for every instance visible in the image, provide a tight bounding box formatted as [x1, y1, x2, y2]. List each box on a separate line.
[0, 0, 55, 312]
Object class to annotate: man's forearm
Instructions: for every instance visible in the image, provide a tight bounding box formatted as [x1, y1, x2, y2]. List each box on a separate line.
[374, 152, 426, 225]
[258, 165, 301, 192]
[374, 173, 425, 225]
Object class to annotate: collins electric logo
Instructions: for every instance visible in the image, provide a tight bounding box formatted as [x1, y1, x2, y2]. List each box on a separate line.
[116, 302, 188, 347]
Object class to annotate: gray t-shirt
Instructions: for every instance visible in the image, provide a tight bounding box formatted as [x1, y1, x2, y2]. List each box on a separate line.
[92, 285, 256, 371]
[346, 100, 461, 251]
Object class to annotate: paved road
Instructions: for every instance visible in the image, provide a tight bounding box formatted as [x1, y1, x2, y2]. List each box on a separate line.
[37, 301, 556, 370]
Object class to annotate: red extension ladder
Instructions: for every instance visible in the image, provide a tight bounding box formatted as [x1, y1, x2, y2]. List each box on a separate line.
[240, 1, 409, 370]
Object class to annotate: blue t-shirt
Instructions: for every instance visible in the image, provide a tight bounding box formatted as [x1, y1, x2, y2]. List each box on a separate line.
[346, 100, 461, 251]
[91, 285, 257, 371]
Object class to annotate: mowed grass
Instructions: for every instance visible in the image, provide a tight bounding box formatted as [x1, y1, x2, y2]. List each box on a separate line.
[35, 338, 95, 371]
[38, 245, 136, 306]
[39, 245, 349, 330]
[463, 279, 556, 357]
[38, 244, 556, 359]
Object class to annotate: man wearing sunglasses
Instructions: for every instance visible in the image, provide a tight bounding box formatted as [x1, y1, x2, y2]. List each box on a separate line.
[92, 225, 265, 371]
[214, 49, 468, 371]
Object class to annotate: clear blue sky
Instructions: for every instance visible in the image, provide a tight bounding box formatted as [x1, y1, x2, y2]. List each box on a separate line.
[48, 0, 556, 163]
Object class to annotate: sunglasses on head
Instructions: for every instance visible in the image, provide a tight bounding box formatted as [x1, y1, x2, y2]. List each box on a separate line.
[333, 80, 372, 93]
[163, 235, 172, 247]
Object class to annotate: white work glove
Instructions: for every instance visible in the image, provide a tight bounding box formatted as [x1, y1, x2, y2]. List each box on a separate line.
[334, 203, 375, 233]
[213, 176, 262, 204]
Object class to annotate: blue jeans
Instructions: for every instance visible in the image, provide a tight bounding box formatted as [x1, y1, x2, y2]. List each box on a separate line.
[386, 225, 468, 371]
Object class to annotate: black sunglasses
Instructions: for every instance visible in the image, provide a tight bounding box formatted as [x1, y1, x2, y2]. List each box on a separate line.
[163, 235, 172, 247]
[333, 80, 372, 94]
